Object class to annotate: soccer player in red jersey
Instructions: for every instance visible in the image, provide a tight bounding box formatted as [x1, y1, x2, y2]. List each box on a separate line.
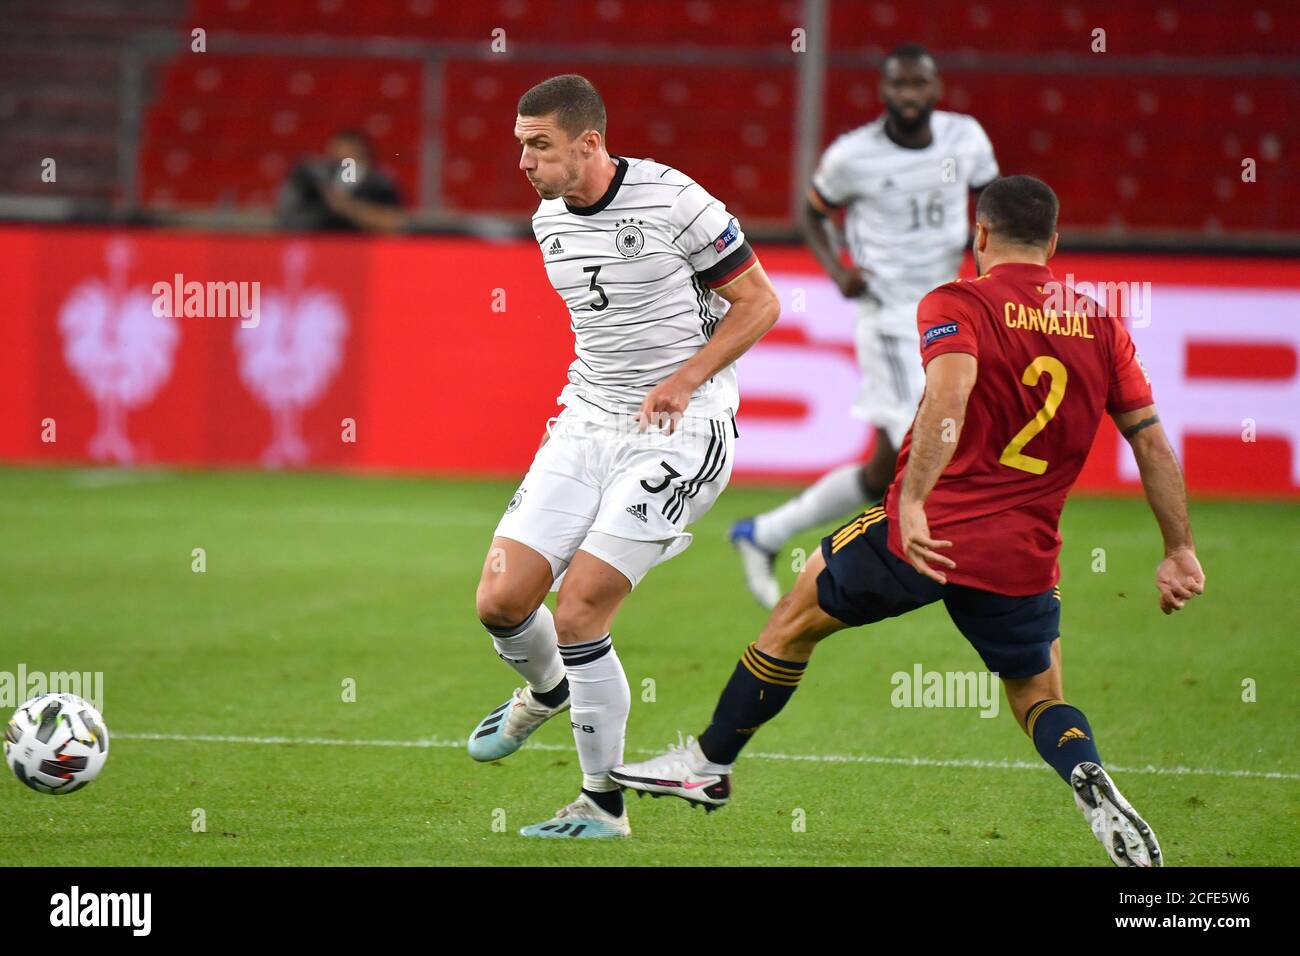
[612, 176, 1206, 866]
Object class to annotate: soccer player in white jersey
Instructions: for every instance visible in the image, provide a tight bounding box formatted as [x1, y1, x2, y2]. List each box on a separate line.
[469, 75, 780, 838]
[731, 44, 999, 608]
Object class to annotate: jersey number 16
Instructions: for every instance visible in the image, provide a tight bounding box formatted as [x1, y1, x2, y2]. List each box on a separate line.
[907, 192, 945, 231]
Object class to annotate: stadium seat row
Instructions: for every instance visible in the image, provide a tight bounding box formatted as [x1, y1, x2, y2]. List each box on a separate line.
[134, 6, 1299, 229]
[187, 0, 1300, 57]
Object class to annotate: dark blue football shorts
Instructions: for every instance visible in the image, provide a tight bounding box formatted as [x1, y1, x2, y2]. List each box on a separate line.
[816, 508, 1061, 680]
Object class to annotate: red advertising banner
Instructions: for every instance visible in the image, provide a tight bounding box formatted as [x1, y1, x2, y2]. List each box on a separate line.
[1, 225, 1297, 496]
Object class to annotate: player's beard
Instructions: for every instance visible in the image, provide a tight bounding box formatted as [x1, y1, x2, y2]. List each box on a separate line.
[886, 102, 934, 136]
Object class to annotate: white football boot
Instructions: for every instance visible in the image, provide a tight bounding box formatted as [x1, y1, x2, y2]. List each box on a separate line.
[518, 792, 631, 839]
[467, 686, 569, 762]
[610, 739, 731, 811]
[1071, 761, 1163, 867]
[729, 518, 781, 610]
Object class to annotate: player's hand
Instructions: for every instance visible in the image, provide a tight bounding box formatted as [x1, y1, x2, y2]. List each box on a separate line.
[898, 499, 955, 584]
[833, 266, 868, 299]
[1155, 548, 1205, 614]
[637, 373, 693, 434]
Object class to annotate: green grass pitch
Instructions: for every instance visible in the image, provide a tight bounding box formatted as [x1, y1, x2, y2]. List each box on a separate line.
[1, 466, 1296, 866]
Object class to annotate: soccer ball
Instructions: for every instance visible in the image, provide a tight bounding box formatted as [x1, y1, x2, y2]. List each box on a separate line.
[4, 693, 109, 794]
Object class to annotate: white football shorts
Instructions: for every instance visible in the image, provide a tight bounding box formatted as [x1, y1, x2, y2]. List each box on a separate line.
[852, 295, 927, 450]
[493, 406, 736, 589]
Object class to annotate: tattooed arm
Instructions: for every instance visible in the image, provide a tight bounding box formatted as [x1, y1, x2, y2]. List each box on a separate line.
[1111, 404, 1205, 614]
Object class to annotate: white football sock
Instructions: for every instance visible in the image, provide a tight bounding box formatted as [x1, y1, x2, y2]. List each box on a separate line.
[753, 463, 866, 552]
[486, 604, 566, 694]
[559, 635, 629, 792]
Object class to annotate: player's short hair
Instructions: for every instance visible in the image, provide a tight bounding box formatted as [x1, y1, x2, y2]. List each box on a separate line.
[884, 43, 935, 69]
[517, 74, 607, 141]
[976, 175, 1060, 246]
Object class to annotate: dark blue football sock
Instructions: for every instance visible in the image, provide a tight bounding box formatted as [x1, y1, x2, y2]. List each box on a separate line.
[1026, 698, 1103, 783]
[698, 643, 807, 765]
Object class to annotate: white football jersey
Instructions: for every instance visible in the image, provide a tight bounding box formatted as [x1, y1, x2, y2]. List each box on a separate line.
[532, 155, 757, 422]
[812, 110, 998, 332]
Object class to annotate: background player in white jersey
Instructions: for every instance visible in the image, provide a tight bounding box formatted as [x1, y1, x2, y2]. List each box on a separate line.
[731, 44, 999, 607]
[469, 75, 780, 838]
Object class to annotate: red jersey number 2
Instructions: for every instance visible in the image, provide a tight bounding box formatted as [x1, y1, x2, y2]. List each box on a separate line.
[999, 356, 1069, 476]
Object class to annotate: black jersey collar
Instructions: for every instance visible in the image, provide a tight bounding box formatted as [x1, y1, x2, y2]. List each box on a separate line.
[564, 156, 627, 216]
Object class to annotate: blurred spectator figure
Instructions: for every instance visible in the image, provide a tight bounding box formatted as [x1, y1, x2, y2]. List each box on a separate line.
[278, 130, 405, 232]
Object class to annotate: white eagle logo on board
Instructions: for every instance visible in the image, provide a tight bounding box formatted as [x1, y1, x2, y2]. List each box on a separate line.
[57, 240, 180, 463]
[234, 244, 348, 467]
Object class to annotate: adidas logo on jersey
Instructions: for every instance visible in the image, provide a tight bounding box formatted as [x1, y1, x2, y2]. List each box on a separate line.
[546, 237, 564, 256]
[626, 503, 648, 523]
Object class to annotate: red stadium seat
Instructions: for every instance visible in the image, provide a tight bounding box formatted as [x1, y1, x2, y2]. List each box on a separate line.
[141, 52, 423, 207]
[135, 1, 1298, 233]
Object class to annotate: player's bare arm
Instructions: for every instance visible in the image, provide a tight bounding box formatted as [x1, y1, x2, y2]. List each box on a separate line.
[800, 190, 866, 298]
[897, 351, 978, 583]
[637, 261, 780, 432]
[1111, 404, 1205, 614]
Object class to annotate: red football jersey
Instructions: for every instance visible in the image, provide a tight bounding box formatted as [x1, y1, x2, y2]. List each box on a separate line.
[885, 262, 1154, 596]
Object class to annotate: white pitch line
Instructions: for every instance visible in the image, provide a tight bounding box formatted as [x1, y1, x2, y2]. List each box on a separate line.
[112, 732, 1300, 782]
